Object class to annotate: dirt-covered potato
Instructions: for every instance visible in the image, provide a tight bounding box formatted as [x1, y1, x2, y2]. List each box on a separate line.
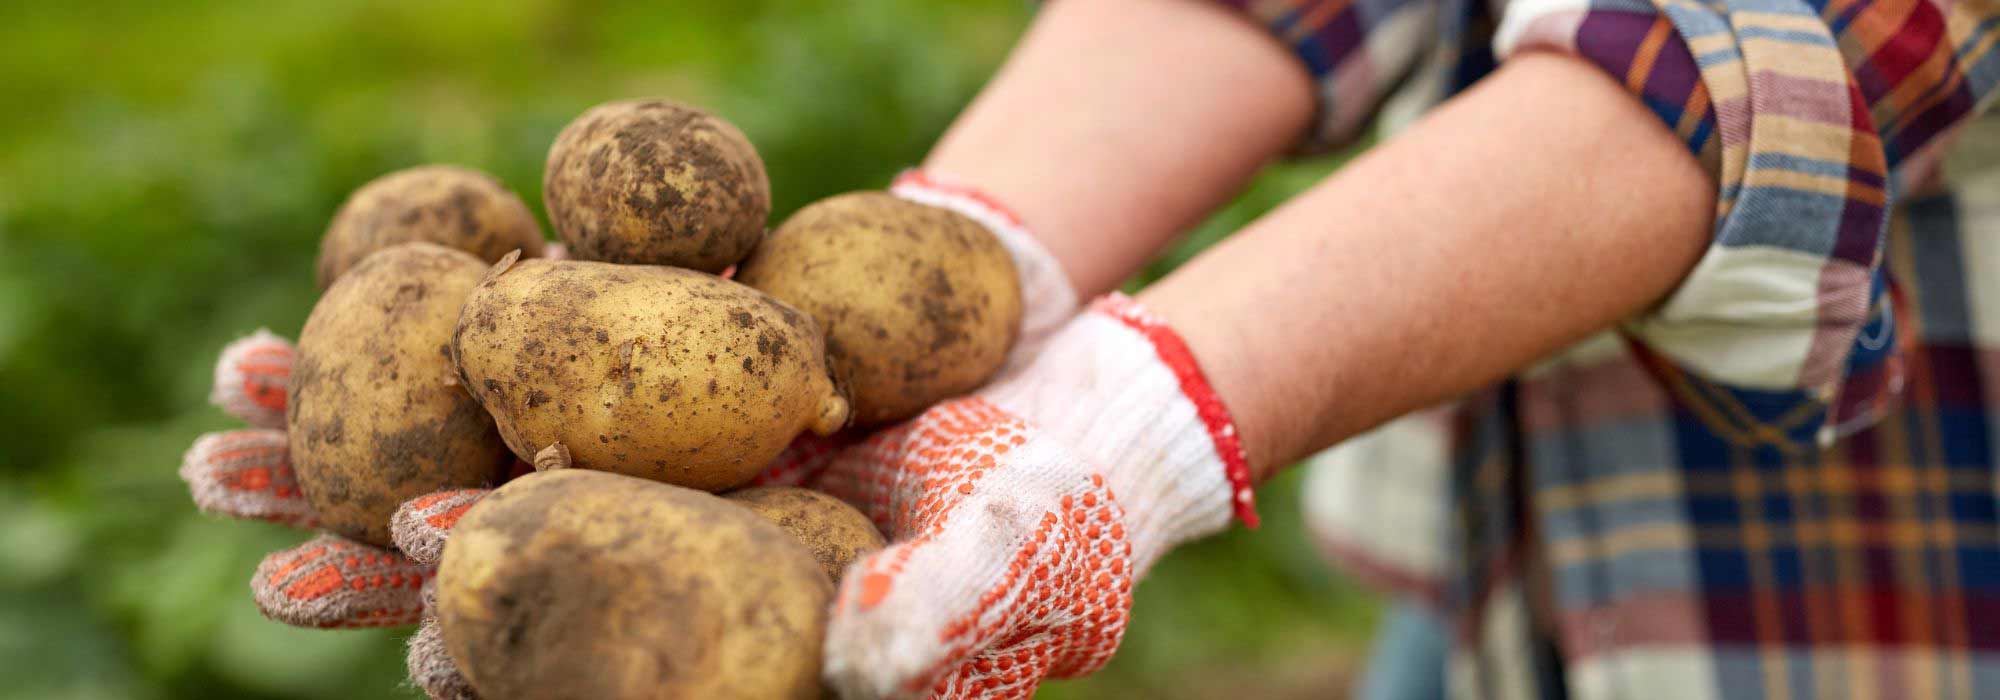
[438, 470, 831, 700]
[736, 192, 1022, 425]
[452, 257, 848, 491]
[316, 165, 545, 290]
[289, 243, 512, 546]
[726, 487, 884, 584]
[543, 99, 769, 272]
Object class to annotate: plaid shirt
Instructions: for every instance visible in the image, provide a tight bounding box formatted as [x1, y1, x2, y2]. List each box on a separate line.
[1212, 0, 2000, 697]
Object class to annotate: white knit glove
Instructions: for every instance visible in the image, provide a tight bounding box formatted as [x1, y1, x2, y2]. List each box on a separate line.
[801, 294, 1259, 699]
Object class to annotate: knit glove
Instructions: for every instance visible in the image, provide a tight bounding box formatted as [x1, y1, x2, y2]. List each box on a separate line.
[180, 330, 493, 698]
[394, 491, 490, 700]
[802, 293, 1259, 699]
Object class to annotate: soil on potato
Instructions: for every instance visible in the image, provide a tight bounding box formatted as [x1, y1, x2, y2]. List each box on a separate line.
[543, 100, 769, 271]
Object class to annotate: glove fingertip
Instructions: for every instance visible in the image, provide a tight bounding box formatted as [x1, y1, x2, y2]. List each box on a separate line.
[821, 547, 960, 700]
[182, 429, 319, 529]
[252, 535, 429, 629]
[408, 619, 480, 700]
[391, 489, 487, 565]
[391, 489, 488, 564]
[212, 329, 294, 428]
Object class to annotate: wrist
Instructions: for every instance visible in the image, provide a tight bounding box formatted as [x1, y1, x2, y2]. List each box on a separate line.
[981, 293, 1258, 569]
[1137, 275, 1291, 480]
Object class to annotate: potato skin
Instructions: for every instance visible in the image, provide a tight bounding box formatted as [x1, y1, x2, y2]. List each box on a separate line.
[543, 100, 769, 272]
[438, 470, 830, 700]
[316, 165, 545, 290]
[736, 192, 1022, 425]
[289, 243, 512, 546]
[726, 487, 884, 584]
[452, 258, 848, 491]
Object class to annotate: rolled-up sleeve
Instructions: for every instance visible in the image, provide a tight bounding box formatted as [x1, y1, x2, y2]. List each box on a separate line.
[1216, 0, 1447, 151]
[1489, 0, 2000, 448]
[1225, 0, 1999, 449]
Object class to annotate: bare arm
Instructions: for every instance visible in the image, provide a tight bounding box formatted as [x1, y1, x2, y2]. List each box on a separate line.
[924, 1, 1713, 480]
[1142, 52, 1716, 478]
[923, 0, 1314, 297]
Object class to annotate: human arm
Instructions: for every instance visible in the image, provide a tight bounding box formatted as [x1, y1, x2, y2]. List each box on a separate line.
[1144, 50, 1715, 478]
[911, 0, 1715, 475]
[918, 0, 1314, 298]
[808, 52, 1718, 699]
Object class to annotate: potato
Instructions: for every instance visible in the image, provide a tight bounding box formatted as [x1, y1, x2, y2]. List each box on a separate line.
[438, 470, 830, 700]
[543, 99, 769, 272]
[289, 243, 512, 546]
[316, 165, 545, 290]
[452, 257, 848, 491]
[726, 487, 884, 584]
[736, 192, 1022, 425]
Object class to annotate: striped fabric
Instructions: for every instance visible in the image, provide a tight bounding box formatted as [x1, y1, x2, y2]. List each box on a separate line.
[1214, 0, 2000, 696]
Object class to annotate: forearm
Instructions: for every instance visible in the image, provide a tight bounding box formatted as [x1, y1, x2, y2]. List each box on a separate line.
[1141, 52, 1716, 478]
[924, 0, 1313, 297]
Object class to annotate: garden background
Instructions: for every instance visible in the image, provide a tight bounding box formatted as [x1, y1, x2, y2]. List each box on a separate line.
[0, 2, 1380, 697]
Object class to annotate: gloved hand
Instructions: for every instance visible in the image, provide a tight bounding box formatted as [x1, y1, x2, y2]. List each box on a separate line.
[181, 330, 493, 698]
[181, 173, 1072, 697]
[798, 293, 1258, 699]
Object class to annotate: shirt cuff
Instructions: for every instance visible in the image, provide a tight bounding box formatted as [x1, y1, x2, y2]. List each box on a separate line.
[1215, 0, 1442, 154]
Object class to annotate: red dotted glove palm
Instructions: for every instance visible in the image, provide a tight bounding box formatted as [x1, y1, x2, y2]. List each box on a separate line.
[180, 331, 492, 698]
[797, 295, 1258, 700]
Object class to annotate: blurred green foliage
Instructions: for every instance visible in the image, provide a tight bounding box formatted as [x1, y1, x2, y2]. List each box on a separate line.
[0, 1, 1375, 698]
